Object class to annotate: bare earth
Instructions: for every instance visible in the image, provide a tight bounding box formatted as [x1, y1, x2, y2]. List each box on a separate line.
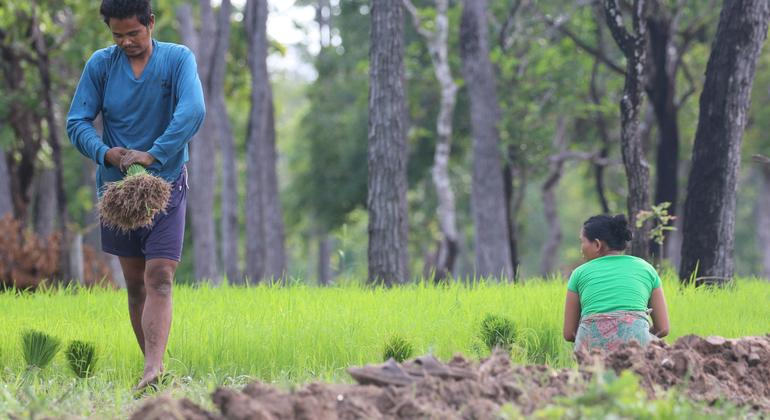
[131, 334, 770, 419]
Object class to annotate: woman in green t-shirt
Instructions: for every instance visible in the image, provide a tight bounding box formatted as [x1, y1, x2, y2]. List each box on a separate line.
[562, 214, 670, 351]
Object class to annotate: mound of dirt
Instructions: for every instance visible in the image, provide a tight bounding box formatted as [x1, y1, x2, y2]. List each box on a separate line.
[577, 334, 770, 411]
[131, 335, 770, 419]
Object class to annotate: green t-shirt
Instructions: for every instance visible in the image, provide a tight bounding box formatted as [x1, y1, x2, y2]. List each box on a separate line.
[567, 255, 661, 317]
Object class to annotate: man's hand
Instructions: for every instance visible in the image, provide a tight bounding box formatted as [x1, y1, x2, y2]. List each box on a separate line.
[105, 147, 129, 168]
[120, 150, 157, 172]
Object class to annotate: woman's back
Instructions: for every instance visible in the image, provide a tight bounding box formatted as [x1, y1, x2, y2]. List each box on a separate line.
[568, 255, 660, 317]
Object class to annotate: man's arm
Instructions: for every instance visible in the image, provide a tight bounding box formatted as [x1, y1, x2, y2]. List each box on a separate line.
[66, 54, 114, 166]
[145, 48, 205, 167]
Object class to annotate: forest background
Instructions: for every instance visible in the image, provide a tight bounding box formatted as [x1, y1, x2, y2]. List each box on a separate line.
[1, 0, 769, 287]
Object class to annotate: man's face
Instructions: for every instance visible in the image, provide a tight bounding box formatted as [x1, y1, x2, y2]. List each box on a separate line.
[109, 15, 154, 59]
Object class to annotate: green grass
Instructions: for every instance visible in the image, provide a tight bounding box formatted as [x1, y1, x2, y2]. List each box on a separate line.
[0, 276, 768, 417]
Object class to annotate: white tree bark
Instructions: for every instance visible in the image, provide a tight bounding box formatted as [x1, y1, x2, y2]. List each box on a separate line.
[404, 0, 459, 280]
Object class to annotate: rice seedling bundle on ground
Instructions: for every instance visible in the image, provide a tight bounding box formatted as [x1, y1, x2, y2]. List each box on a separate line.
[98, 164, 171, 232]
[65, 341, 98, 378]
[382, 334, 415, 362]
[22, 330, 61, 370]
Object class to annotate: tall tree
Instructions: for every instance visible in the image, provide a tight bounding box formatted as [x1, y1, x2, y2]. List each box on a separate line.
[177, 1, 222, 283]
[368, 0, 409, 286]
[245, 0, 286, 283]
[460, 0, 513, 280]
[33, 169, 57, 237]
[29, 1, 73, 282]
[757, 162, 770, 280]
[603, 0, 651, 260]
[262, 100, 286, 280]
[403, 0, 459, 280]
[210, 0, 240, 285]
[679, 0, 770, 281]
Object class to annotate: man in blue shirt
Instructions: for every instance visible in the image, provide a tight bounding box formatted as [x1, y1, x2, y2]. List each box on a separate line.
[67, 0, 205, 390]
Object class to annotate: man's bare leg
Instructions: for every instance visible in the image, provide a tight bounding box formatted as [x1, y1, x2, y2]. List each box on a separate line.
[136, 258, 177, 389]
[120, 256, 147, 355]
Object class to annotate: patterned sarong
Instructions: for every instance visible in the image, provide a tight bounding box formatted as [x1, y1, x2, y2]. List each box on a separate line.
[574, 310, 655, 352]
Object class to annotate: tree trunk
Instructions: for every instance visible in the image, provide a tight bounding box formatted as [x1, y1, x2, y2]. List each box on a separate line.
[82, 158, 101, 252]
[646, 3, 680, 259]
[34, 169, 57, 237]
[460, 0, 513, 280]
[69, 233, 84, 285]
[589, 8, 612, 214]
[404, 0, 459, 280]
[502, 158, 520, 279]
[679, 0, 770, 282]
[108, 255, 126, 289]
[262, 98, 286, 282]
[0, 146, 12, 218]
[178, 3, 220, 284]
[603, 0, 651, 261]
[367, 0, 410, 286]
[758, 166, 770, 280]
[318, 232, 331, 286]
[540, 120, 568, 277]
[244, 0, 270, 284]
[31, 6, 71, 283]
[208, 0, 240, 285]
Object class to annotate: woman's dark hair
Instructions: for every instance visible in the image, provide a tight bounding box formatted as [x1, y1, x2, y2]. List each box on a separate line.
[100, 0, 153, 26]
[582, 214, 632, 251]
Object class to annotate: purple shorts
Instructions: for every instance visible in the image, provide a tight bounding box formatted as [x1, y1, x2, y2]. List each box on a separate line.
[101, 167, 188, 262]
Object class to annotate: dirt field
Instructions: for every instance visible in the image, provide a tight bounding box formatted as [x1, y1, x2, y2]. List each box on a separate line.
[131, 334, 770, 419]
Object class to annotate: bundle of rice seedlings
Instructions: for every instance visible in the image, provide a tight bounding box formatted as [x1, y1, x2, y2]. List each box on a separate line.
[22, 330, 61, 370]
[98, 164, 171, 232]
[65, 341, 98, 378]
[479, 313, 517, 352]
[382, 334, 415, 362]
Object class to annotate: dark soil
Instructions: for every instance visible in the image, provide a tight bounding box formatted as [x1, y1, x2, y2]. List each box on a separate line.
[131, 335, 770, 419]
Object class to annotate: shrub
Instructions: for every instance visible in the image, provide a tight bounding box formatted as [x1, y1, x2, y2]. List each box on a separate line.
[479, 313, 517, 351]
[22, 330, 61, 370]
[382, 334, 414, 362]
[65, 341, 98, 378]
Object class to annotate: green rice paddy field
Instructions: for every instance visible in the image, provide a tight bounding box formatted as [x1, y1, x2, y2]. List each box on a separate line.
[1, 276, 769, 418]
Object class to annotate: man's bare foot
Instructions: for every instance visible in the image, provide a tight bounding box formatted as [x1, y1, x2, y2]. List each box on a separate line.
[134, 366, 163, 392]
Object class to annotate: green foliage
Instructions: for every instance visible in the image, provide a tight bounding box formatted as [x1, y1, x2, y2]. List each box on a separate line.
[382, 334, 415, 362]
[479, 313, 517, 351]
[636, 202, 677, 246]
[21, 330, 61, 370]
[64, 341, 98, 378]
[532, 370, 745, 419]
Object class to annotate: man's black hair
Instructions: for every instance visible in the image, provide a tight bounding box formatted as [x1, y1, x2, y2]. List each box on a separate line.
[583, 214, 632, 251]
[100, 0, 153, 26]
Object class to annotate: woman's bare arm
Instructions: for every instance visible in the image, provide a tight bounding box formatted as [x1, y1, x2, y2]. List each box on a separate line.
[563, 291, 581, 342]
[648, 287, 670, 338]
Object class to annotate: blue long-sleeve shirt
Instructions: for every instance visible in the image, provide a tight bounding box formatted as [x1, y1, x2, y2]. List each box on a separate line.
[67, 40, 205, 191]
